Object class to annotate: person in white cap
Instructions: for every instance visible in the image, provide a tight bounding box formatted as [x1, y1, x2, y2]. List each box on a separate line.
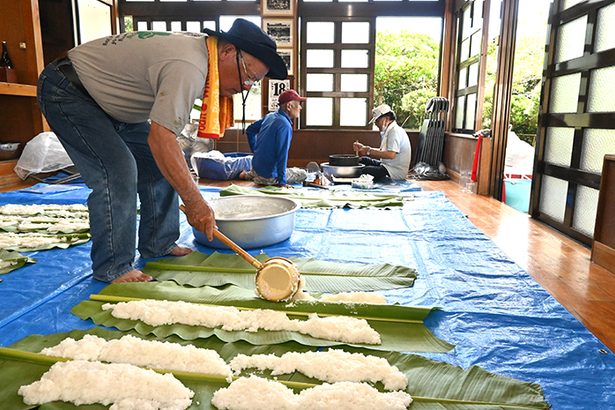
[353, 104, 411, 181]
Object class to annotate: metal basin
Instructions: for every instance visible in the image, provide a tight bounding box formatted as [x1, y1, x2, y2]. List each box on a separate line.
[192, 195, 300, 249]
[320, 162, 365, 178]
[0, 142, 20, 161]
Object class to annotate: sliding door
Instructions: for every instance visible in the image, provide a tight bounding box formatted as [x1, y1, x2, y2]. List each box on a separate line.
[531, 0, 615, 244]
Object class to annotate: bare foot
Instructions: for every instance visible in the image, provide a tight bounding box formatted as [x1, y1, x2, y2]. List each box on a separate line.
[112, 269, 153, 283]
[169, 246, 193, 256]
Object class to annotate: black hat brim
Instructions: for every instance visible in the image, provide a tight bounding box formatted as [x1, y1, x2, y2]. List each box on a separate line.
[204, 29, 288, 80]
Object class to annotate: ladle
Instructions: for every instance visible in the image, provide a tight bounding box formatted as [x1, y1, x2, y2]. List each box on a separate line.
[180, 205, 301, 301]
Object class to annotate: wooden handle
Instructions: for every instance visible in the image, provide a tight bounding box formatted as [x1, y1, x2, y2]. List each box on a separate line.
[180, 204, 263, 269]
[213, 230, 262, 269]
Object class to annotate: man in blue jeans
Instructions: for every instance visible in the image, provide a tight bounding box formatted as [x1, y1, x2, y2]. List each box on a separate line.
[37, 20, 287, 282]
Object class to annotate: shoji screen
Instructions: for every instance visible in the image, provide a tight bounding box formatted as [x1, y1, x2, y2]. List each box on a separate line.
[532, 0, 615, 244]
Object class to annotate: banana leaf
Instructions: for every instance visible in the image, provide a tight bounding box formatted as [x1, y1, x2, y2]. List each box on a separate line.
[145, 251, 417, 291]
[220, 184, 405, 208]
[0, 250, 35, 274]
[0, 232, 91, 252]
[71, 282, 453, 353]
[0, 328, 549, 409]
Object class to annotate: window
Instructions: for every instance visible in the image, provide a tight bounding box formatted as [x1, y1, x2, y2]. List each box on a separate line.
[452, 0, 483, 133]
[301, 18, 375, 128]
[374, 17, 441, 129]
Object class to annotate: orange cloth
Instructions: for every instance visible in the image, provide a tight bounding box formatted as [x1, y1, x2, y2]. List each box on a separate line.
[198, 37, 234, 139]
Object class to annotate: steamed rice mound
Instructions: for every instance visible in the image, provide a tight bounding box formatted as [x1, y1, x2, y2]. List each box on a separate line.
[211, 375, 412, 410]
[229, 349, 407, 391]
[41, 334, 232, 380]
[18, 360, 194, 410]
[102, 299, 381, 344]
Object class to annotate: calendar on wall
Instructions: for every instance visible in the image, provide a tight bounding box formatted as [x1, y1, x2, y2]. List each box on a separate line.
[268, 79, 291, 112]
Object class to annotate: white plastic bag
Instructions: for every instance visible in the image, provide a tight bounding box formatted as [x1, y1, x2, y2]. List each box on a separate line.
[505, 128, 534, 177]
[14, 132, 74, 179]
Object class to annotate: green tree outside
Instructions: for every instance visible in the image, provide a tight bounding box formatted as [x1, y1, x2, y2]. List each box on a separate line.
[375, 30, 543, 145]
[374, 31, 439, 129]
[124, 17, 134, 32]
[483, 36, 543, 146]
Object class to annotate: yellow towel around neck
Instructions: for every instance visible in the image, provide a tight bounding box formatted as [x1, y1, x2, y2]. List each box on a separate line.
[198, 36, 234, 139]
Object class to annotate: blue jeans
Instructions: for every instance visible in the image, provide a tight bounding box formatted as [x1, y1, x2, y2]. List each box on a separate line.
[37, 60, 179, 282]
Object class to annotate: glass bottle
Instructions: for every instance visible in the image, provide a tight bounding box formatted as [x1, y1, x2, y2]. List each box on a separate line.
[0, 41, 17, 83]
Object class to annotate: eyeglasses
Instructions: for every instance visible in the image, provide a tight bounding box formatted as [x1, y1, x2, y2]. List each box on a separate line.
[237, 50, 259, 87]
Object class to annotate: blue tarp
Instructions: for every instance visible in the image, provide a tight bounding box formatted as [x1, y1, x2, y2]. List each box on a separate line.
[0, 184, 613, 408]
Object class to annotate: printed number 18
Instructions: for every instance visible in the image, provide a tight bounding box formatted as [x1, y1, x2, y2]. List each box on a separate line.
[273, 82, 287, 96]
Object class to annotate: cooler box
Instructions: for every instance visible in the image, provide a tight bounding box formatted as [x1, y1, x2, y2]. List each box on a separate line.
[504, 178, 531, 213]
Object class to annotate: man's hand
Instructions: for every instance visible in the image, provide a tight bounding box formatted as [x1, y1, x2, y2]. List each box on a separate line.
[353, 141, 365, 153]
[181, 201, 215, 241]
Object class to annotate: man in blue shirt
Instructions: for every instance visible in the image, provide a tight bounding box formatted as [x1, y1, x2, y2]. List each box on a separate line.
[241, 89, 307, 186]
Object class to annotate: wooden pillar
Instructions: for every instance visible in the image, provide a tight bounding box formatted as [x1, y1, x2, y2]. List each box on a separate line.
[488, 0, 520, 199]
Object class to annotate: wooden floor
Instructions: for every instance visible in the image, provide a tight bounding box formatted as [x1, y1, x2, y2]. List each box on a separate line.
[1, 170, 613, 351]
[416, 179, 615, 352]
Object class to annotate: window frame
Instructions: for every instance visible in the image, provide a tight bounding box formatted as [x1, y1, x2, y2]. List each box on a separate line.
[451, 0, 484, 134]
[298, 0, 445, 129]
[299, 16, 376, 129]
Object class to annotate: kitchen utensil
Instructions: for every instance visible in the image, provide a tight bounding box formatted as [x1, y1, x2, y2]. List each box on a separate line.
[329, 154, 360, 167]
[180, 202, 302, 302]
[320, 162, 364, 178]
[191, 196, 299, 249]
[0, 142, 20, 161]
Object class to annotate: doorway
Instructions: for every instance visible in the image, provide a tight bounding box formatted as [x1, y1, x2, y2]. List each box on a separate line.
[502, 0, 550, 213]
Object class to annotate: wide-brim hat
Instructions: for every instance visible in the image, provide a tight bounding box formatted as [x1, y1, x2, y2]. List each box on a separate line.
[368, 103, 394, 124]
[203, 19, 288, 80]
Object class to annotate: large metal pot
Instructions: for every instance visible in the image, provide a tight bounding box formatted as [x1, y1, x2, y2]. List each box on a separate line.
[320, 162, 365, 178]
[192, 195, 300, 249]
[329, 154, 359, 166]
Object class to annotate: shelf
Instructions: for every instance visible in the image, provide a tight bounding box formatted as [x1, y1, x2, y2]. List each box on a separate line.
[0, 82, 37, 97]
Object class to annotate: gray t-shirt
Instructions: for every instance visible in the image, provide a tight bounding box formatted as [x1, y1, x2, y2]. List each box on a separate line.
[68, 31, 208, 135]
[379, 121, 411, 180]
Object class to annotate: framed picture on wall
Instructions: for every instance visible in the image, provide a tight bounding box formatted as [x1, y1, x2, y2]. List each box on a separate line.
[261, 0, 294, 17]
[262, 18, 293, 48]
[277, 47, 293, 76]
